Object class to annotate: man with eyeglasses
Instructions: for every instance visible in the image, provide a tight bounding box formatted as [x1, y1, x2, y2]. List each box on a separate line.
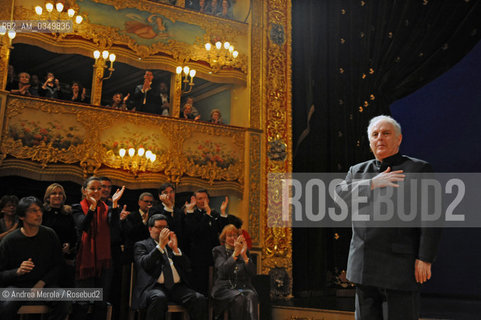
[132, 214, 207, 320]
[123, 192, 154, 263]
[150, 183, 185, 247]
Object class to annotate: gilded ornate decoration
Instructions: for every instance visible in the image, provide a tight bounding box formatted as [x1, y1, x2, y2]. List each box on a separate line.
[90, 58, 106, 105]
[0, 37, 12, 91]
[13, 3, 248, 81]
[248, 132, 261, 246]
[261, 0, 293, 297]
[269, 23, 285, 45]
[267, 138, 287, 161]
[249, 0, 263, 130]
[0, 95, 246, 186]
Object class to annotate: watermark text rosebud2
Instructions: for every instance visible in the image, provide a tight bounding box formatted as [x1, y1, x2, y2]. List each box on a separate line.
[268, 173, 478, 228]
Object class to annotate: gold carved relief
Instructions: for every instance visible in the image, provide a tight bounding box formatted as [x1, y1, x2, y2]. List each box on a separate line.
[13, 3, 248, 78]
[249, 0, 263, 130]
[0, 36, 12, 91]
[1, 95, 246, 185]
[248, 132, 261, 246]
[261, 0, 293, 295]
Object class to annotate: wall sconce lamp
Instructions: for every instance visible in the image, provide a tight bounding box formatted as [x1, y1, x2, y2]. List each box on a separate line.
[176, 66, 196, 95]
[93, 50, 116, 80]
[0, 26, 16, 47]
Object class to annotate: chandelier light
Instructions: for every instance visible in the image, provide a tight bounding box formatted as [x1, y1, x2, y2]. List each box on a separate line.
[117, 147, 157, 176]
[204, 39, 239, 72]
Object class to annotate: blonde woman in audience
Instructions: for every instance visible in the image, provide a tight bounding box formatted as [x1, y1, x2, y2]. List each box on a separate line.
[9, 72, 33, 96]
[43, 183, 77, 287]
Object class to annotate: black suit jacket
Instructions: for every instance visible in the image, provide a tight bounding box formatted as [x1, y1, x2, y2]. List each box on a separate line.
[132, 237, 191, 310]
[183, 209, 224, 267]
[123, 211, 150, 263]
[339, 153, 441, 291]
[134, 84, 161, 114]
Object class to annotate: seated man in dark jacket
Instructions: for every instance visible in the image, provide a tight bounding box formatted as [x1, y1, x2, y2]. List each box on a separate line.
[0, 196, 68, 320]
[132, 214, 207, 320]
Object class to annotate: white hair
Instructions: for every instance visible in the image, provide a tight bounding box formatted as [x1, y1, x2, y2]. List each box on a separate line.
[367, 115, 402, 137]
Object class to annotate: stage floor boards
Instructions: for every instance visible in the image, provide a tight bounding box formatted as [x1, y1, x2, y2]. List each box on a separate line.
[271, 295, 481, 320]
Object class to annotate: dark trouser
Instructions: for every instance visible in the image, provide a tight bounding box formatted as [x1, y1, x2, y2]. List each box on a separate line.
[71, 268, 113, 320]
[189, 265, 210, 296]
[355, 285, 419, 320]
[109, 244, 124, 320]
[0, 286, 68, 320]
[146, 282, 207, 320]
[227, 289, 259, 320]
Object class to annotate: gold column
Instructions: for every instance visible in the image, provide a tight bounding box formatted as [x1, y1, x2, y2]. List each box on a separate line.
[90, 59, 106, 106]
[260, 0, 293, 297]
[0, 38, 11, 91]
[171, 73, 181, 117]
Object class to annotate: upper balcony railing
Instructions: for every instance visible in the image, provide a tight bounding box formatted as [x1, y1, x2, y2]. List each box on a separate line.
[0, 91, 258, 193]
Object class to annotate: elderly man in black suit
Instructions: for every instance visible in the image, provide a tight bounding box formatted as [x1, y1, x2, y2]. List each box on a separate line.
[338, 115, 441, 320]
[132, 214, 207, 320]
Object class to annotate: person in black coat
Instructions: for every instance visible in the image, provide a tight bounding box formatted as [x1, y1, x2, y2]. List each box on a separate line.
[42, 183, 77, 287]
[71, 177, 126, 320]
[183, 190, 233, 295]
[133, 70, 162, 114]
[132, 214, 207, 320]
[337, 115, 441, 320]
[150, 183, 185, 247]
[124, 192, 154, 263]
[212, 224, 258, 320]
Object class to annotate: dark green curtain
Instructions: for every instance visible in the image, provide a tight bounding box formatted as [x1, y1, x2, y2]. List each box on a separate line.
[292, 0, 481, 295]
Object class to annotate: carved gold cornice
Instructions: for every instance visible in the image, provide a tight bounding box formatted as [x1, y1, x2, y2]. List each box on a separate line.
[0, 158, 245, 194]
[13, 1, 248, 81]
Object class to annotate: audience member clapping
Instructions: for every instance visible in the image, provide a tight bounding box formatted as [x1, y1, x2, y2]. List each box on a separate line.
[41, 72, 61, 99]
[67, 81, 88, 103]
[211, 224, 259, 320]
[9, 72, 33, 96]
[0, 196, 68, 320]
[71, 177, 125, 320]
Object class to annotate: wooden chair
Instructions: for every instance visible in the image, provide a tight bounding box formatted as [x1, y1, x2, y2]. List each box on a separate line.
[17, 302, 112, 320]
[209, 264, 261, 320]
[17, 305, 50, 320]
[128, 262, 189, 320]
[208, 266, 228, 320]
